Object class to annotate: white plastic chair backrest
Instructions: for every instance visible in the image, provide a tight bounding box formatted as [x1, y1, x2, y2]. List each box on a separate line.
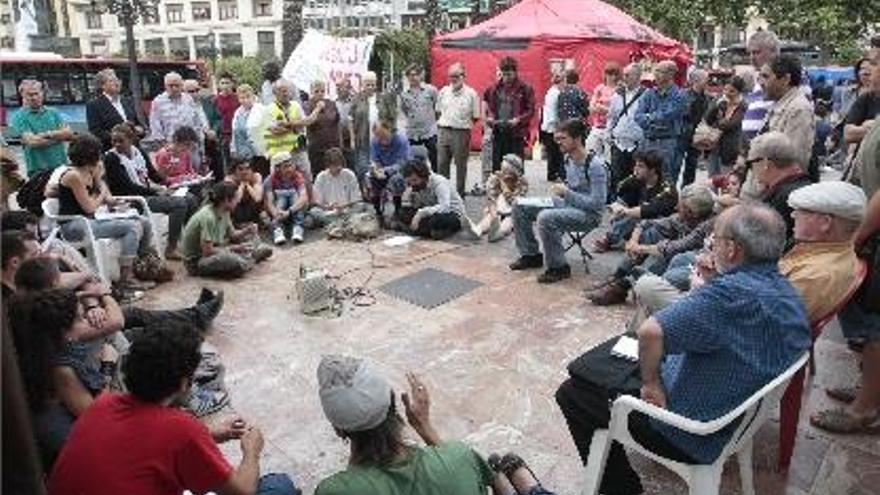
[715, 352, 810, 459]
[42, 198, 60, 218]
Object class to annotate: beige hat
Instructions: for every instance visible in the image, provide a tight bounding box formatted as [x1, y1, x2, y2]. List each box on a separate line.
[270, 151, 294, 168]
[787, 181, 867, 222]
[317, 355, 392, 432]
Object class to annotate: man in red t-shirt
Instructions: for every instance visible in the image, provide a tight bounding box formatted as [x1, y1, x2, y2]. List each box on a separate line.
[48, 323, 299, 495]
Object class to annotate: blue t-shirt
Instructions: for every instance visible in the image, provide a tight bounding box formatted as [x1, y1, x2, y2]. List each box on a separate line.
[653, 262, 811, 463]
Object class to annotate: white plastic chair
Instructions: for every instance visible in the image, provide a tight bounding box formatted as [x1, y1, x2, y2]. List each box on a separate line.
[581, 352, 810, 495]
[42, 198, 113, 282]
[41, 196, 162, 282]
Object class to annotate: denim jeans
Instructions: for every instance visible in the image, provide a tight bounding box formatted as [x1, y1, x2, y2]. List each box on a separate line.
[513, 203, 600, 269]
[185, 249, 254, 279]
[62, 216, 151, 260]
[272, 189, 305, 230]
[645, 137, 681, 186]
[257, 473, 301, 495]
[662, 250, 699, 291]
[607, 216, 639, 246]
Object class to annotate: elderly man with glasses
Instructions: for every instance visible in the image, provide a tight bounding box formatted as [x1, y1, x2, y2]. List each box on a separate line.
[147, 72, 206, 149]
[436, 62, 481, 197]
[747, 131, 812, 240]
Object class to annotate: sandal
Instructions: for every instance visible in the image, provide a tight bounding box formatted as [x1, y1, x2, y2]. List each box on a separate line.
[498, 453, 543, 495]
[810, 408, 880, 434]
[826, 386, 859, 404]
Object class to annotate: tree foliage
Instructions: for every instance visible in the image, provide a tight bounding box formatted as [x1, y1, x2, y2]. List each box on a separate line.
[214, 57, 265, 88]
[373, 29, 431, 78]
[605, 0, 878, 61]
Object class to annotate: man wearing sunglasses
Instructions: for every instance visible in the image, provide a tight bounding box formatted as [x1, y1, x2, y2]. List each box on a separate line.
[746, 131, 811, 240]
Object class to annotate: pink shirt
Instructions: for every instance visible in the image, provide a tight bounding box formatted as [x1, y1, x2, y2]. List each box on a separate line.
[154, 147, 197, 186]
[588, 84, 617, 128]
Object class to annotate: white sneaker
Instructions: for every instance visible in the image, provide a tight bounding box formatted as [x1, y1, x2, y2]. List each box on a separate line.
[292, 225, 304, 243]
[273, 227, 286, 245]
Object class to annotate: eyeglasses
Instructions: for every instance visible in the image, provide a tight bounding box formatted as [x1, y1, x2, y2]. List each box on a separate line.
[744, 157, 765, 167]
[449, 74, 463, 79]
[186, 89, 200, 93]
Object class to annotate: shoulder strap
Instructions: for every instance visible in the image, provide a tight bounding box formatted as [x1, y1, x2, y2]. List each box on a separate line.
[609, 88, 645, 134]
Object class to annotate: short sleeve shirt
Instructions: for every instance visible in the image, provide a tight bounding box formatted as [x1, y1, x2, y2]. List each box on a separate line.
[436, 84, 480, 130]
[315, 441, 493, 495]
[653, 262, 811, 463]
[314, 168, 361, 206]
[181, 205, 234, 260]
[153, 147, 196, 186]
[48, 393, 233, 495]
[10, 106, 68, 175]
[399, 84, 439, 140]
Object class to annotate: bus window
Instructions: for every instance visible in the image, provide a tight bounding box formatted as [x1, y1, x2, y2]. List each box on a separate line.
[42, 76, 69, 105]
[70, 72, 90, 103]
[1, 78, 19, 107]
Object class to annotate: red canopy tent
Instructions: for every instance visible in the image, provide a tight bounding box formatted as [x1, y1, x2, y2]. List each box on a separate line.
[430, 0, 692, 147]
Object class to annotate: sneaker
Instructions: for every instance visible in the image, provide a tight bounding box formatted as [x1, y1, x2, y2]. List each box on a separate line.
[186, 387, 230, 418]
[273, 227, 286, 245]
[537, 264, 571, 284]
[292, 225, 305, 243]
[252, 245, 274, 263]
[195, 290, 224, 330]
[487, 217, 503, 242]
[509, 254, 543, 271]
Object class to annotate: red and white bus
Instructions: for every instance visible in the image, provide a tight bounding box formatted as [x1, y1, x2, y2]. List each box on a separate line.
[1, 53, 207, 142]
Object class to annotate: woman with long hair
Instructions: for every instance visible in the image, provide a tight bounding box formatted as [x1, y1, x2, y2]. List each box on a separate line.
[9, 288, 105, 468]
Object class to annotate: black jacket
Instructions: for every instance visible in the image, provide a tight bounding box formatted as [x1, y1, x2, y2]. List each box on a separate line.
[103, 149, 164, 197]
[616, 176, 678, 219]
[86, 94, 141, 150]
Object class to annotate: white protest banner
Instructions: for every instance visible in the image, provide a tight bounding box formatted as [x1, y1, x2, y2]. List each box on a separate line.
[282, 29, 375, 99]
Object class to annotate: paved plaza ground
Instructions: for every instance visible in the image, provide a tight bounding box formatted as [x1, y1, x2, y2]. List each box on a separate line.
[140, 156, 879, 495]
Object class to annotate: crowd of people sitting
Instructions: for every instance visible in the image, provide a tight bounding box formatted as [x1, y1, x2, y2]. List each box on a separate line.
[2, 29, 879, 495]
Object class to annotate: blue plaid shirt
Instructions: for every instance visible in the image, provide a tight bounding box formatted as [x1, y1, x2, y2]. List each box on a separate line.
[653, 262, 810, 463]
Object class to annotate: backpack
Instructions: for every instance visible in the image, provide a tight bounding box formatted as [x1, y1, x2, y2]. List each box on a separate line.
[16, 169, 53, 215]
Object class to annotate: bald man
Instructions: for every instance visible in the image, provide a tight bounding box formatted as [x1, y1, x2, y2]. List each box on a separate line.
[148, 72, 206, 146]
[635, 60, 687, 184]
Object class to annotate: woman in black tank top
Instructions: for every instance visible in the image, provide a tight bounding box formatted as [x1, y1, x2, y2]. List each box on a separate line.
[57, 134, 156, 288]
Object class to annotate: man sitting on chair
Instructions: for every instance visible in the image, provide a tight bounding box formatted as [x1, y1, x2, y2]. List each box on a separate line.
[631, 180, 865, 330]
[509, 118, 607, 283]
[556, 204, 810, 495]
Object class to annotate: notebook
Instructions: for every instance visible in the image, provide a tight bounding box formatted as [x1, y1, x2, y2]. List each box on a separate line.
[610, 335, 639, 362]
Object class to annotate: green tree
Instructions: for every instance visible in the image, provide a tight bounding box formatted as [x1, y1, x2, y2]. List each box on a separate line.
[605, 0, 878, 61]
[374, 29, 431, 78]
[282, 0, 305, 60]
[214, 57, 265, 88]
[756, 0, 880, 60]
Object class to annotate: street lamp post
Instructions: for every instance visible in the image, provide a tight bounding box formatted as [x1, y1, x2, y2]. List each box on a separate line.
[90, 0, 157, 125]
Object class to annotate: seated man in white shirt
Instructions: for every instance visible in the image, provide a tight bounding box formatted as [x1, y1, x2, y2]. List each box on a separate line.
[310, 147, 367, 226]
